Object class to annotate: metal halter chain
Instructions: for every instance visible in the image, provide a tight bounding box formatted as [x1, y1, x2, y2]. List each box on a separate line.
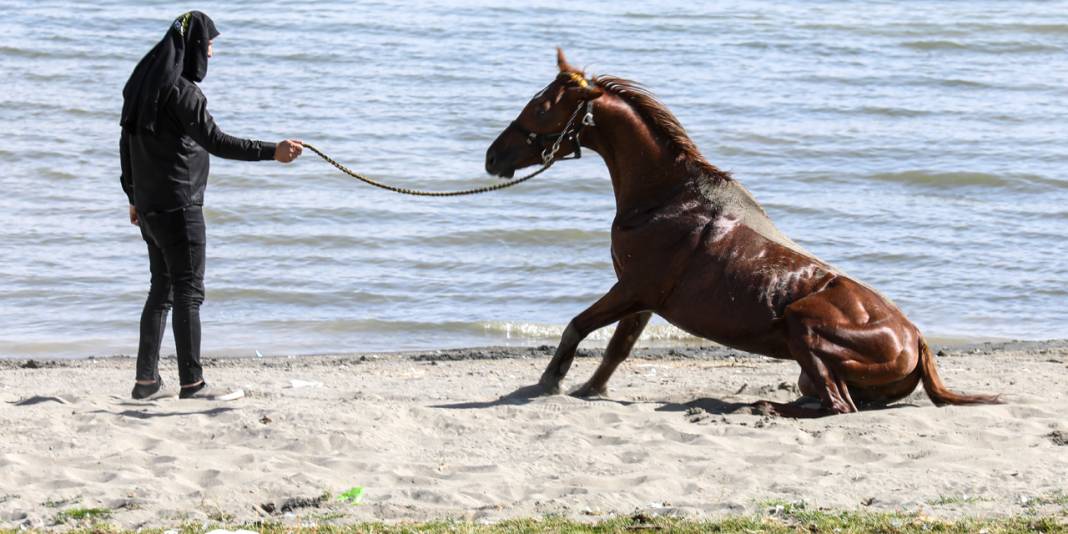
[511, 98, 596, 166]
[302, 98, 595, 197]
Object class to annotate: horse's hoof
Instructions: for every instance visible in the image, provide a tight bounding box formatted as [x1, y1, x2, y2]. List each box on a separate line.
[534, 373, 564, 395]
[751, 400, 778, 416]
[501, 382, 558, 400]
[538, 380, 563, 396]
[570, 384, 607, 398]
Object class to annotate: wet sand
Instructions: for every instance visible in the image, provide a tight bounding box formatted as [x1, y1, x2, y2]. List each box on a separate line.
[1, 340, 1066, 529]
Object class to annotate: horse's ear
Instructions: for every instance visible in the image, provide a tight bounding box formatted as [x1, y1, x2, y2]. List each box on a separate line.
[556, 47, 575, 73]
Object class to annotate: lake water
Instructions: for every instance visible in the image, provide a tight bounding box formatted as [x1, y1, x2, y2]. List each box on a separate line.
[2, 1, 1066, 358]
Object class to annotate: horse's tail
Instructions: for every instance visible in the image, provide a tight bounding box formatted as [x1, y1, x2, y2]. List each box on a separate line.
[917, 337, 1001, 406]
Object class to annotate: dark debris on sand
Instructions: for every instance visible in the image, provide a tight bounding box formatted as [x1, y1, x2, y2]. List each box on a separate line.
[1047, 431, 1068, 446]
[260, 493, 328, 515]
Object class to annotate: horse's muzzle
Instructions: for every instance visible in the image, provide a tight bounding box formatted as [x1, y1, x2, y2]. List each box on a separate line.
[485, 148, 515, 179]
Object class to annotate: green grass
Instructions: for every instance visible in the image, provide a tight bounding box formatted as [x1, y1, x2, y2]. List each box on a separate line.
[312, 511, 348, 522]
[9, 510, 1066, 534]
[42, 498, 75, 509]
[205, 509, 236, 523]
[928, 494, 990, 506]
[1023, 491, 1068, 509]
[51, 506, 111, 524]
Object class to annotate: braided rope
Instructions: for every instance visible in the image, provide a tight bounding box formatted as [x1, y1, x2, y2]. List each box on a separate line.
[302, 143, 552, 197]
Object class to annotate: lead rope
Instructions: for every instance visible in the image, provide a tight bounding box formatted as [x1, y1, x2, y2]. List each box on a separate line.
[302, 143, 553, 197]
[300, 101, 588, 197]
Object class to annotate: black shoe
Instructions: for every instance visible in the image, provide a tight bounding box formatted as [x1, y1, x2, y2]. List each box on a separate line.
[131, 377, 163, 400]
[179, 382, 244, 400]
[178, 381, 206, 399]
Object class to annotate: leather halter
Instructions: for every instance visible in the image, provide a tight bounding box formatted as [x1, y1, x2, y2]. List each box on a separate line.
[508, 76, 597, 165]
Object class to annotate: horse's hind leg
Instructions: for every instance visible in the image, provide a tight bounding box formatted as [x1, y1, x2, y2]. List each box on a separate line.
[754, 348, 857, 417]
[849, 363, 921, 408]
[571, 311, 652, 398]
[753, 301, 862, 417]
[777, 371, 916, 412]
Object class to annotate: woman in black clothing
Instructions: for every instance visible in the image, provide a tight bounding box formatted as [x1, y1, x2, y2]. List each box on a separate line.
[120, 11, 302, 400]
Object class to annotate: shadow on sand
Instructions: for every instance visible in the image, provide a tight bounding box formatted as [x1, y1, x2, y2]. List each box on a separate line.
[655, 397, 756, 415]
[86, 406, 237, 419]
[435, 384, 715, 411]
[431, 383, 556, 409]
[657, 396, 918, 416]
[433, 386, 920, 416]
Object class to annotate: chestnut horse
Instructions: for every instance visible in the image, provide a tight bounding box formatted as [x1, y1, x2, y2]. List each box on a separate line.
[484, 50, 999, 417]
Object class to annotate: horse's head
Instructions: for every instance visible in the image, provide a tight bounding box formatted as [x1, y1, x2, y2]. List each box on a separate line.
[485, 48, 604, 178]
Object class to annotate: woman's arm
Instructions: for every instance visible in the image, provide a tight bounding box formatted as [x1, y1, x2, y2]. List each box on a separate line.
[120, 128, 135, 203]
[171, 83, 279, 161]
[120, 128, 139, 225]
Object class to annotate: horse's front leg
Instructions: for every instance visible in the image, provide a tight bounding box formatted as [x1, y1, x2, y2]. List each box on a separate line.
[571, 311, 652, 398]
[538, 283, 642, 394]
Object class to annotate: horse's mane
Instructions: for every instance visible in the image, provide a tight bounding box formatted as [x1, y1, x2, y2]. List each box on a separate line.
[590, 75, 731, 182]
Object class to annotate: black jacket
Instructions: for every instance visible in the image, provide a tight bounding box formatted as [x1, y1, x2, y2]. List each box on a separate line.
[120, 77, 275, 213]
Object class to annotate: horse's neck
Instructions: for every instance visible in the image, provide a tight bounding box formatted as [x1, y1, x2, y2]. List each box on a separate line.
[584, 96, 820, 261]
[583, 97, 684, 211]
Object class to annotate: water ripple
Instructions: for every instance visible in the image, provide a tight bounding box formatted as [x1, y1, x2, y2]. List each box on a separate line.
[1, 0, 1065, 358]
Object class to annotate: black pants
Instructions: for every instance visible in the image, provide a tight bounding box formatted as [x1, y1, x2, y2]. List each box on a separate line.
[136, 206, 206, 386]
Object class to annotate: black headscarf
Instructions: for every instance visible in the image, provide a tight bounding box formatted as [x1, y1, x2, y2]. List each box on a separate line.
[120, 11, 219, 133]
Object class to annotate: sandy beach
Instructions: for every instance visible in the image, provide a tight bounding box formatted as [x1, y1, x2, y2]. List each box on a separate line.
[1, 340, 1067, 529]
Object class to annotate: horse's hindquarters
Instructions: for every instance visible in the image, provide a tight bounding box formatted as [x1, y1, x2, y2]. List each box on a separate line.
[783, 276, 921, 383]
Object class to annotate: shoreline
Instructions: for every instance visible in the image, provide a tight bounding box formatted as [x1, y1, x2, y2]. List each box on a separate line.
[0, 329, 1055, 362]
[3, 338, 1065, 368]
[2, 340, 1066, 529]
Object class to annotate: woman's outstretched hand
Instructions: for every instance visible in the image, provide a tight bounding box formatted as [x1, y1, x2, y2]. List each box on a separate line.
[129, 205, 139, 225]
[275, 139, 303, 163]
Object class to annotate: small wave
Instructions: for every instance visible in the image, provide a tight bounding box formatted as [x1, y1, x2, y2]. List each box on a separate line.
[23, 71, 69, 82]
[60, 107, 111, 119]
[259, 318, 485, 335]
[0, 45, 122, 61]
[995, 43, 1063, 53]
[929, 78, 990, 89]
[401, 258, 612, 274]
[730, 133, 801, 146]
[227, 232, 385, 249]
[271, 51, 355, 63]
[209, 287, 401, 307]
[842, 251, 927, 264]
[10, 99, 113, 120]
[39, 169, 79, 181]
[865, 170, 1064, 190]
[901, 39, 1062, 53]
[761, 201, 850, 219]
[805, 104, 933, 118]
[901, 40, 969, 51]
[428, 227, 608, 247]
[856, 105, 931, 118]
[0, 45, 46, 59]
[969, 23, 1068, 35]
[0, 337, 125, 359]
[480, 321, 701, 343]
